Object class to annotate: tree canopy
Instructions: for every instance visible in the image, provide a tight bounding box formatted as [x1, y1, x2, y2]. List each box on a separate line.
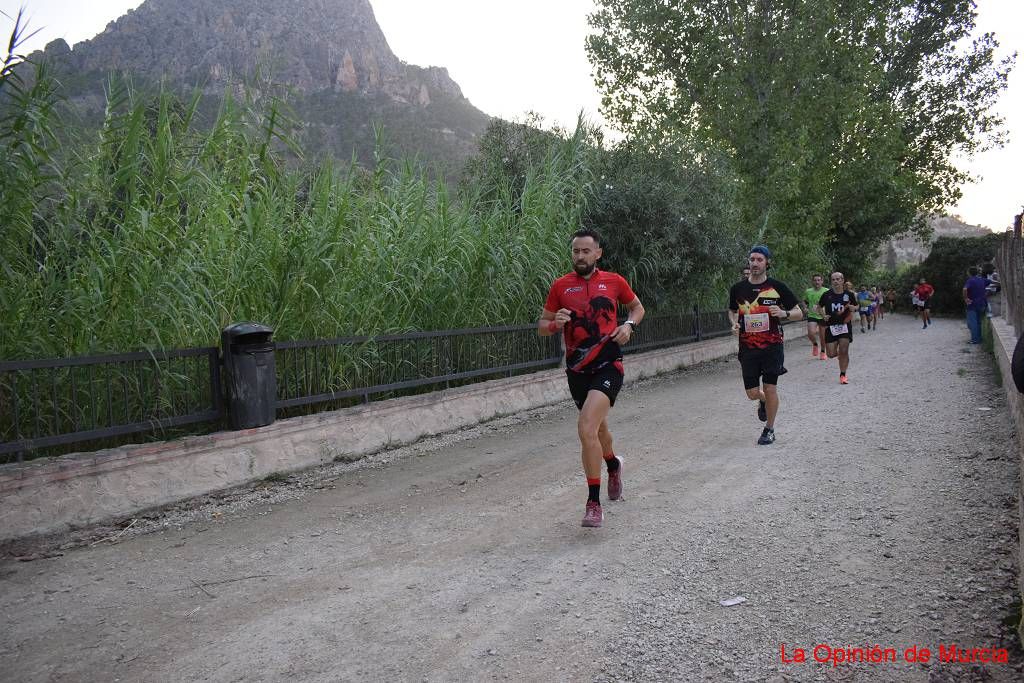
[586, 0, 1014, 276]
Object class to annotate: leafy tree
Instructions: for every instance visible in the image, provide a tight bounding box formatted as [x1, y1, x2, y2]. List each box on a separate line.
[461, 117, 747, 310]
[586, 0, 1014, 276]
[459, 114, 595, 210]
[897, 233, 1002, 316]
[583, 138, 745, 309]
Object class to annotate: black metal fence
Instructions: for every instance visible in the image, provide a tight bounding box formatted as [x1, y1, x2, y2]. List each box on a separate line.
[276, 324, 563, 409]
[1, 308, 733, 460]
[0, 348, 221, 457]
[995, 216, 1023, 337]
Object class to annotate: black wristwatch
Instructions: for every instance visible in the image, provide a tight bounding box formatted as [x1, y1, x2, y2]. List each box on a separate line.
[625, 320, 637, 330]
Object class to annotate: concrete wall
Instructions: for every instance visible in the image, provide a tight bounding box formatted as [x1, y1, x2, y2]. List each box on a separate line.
[0, 334, 753, 542]
[986, 316, 1024, 644]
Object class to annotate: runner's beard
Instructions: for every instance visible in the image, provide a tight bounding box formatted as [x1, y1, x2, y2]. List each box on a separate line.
[574, 261, 595, 276]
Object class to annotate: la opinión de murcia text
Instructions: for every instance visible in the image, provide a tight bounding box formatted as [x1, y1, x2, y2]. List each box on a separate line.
[779, 643, 1010, 667]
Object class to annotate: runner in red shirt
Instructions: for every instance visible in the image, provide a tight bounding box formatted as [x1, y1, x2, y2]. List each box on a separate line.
[539, 228, 645, 528]
[914, 278, 935, 329]
[728, 246, 803, 445]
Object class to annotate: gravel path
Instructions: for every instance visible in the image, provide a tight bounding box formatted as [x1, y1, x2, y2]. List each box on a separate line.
[1, 313, 1019, 682]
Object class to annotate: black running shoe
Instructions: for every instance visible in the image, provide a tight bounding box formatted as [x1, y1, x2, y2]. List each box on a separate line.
[757, 428, 775, 445]
[757, 400, 767, 422]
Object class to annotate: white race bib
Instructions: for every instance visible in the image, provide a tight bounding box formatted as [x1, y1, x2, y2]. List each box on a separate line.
[829, 323, 849, 335]
[744, 312, 771, 333]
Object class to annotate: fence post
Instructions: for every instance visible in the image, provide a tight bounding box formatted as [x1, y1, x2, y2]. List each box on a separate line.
[693, 304, 702, 341]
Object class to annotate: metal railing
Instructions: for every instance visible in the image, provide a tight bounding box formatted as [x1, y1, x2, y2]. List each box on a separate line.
[276, 324, 563, 409]
[0, 347, 221, 457]
[995, 215, 1023, 337]
[1, 307, 735, 459]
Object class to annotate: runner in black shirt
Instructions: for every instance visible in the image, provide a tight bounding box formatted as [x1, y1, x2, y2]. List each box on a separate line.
[816, 272, 858, 384]
[728, 246, 803, 445]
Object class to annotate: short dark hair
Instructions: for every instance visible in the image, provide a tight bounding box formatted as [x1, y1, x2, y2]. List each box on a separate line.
[968, 266, 979, 276]
[572, 228, 602, 247]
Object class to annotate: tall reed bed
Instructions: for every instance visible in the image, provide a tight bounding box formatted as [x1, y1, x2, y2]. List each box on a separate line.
[1, 59, 590, 359]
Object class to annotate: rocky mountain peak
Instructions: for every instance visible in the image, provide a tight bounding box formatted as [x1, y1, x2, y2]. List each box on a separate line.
[36, 0, 467, 107]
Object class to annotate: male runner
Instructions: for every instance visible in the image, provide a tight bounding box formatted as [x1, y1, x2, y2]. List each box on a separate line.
[817, 272, 859, 384]
[728, 245, 802, 445]
[914, 278, 934, 328]
[803, 274, 829, 360]
[857, 285, 873, 332]
[539, 228, 645, 528]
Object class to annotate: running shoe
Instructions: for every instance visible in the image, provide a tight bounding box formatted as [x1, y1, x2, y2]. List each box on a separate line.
[757, 400, 767, 422]
[840, 375, 849, 385]
[581, 501, 603, 528]
[811, 346, 818, 358]
[819, 351, 827, 361]
[757, 428, 775, 445]
[607, 456, 623, 500]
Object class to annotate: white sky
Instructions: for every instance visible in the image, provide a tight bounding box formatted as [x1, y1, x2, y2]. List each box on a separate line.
[2, 0, 1021, 231]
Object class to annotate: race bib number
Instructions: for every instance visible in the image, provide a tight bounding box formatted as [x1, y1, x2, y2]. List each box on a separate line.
[830, 323, 849, 335]
[744, 312, 771, 333]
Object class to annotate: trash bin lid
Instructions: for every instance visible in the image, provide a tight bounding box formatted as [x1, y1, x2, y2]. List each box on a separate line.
[223, 322, 273, 338]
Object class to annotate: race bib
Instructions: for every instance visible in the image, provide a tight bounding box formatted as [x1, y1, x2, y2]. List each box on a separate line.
[744, 312, 771, 333]
[830, 323, 849, 335]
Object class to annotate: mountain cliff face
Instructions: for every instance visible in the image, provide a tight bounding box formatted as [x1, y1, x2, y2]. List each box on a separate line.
[879, 215, 992, 268]
[33, 0, 490, 170]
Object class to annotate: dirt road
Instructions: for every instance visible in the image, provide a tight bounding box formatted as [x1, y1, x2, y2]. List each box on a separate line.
[1, 314, 1020, 682]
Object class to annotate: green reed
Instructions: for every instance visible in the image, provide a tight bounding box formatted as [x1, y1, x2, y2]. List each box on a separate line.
[1, 60, 589, 360]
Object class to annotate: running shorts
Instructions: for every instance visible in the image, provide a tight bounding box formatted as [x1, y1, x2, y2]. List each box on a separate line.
[567, 366, 623, 410]
[738, 345, 787, 390]
[824, 321, 854, 344]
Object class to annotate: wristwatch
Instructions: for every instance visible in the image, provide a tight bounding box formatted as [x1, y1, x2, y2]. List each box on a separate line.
[625, 320, 637, 330]
[783, 311, 790, 319]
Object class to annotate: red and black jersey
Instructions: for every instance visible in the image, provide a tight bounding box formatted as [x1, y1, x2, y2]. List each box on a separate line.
[914, 283, 934, 301]
[728, 277, 799, 350]
[544, 269, 637, 374]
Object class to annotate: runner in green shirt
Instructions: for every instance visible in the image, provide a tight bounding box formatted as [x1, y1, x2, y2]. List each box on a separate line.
[803, 274, 829, 361]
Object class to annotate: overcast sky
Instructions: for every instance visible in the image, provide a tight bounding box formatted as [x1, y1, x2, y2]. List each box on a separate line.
[2, 0, 1021, 231]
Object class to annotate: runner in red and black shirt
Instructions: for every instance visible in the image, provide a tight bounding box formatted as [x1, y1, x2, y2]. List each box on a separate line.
[914, 278, 935, 329]
[539, 228, 644, 528]
[728, 246, 802, 445]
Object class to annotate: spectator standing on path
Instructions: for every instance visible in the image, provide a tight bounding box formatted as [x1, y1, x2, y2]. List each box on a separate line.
[803, 274, 829, 360]
[538, 228, 645, 528]
[914, 278, 935, 329]
[728, 245, 803, 446]
[817, 272, 859, 384]
[963, 266, 989, 345]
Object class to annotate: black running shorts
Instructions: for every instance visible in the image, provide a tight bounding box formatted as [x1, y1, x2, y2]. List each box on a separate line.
[567, 366, 623, 410]
[738, 345, 787, 390]
[824, 321, 854, 344]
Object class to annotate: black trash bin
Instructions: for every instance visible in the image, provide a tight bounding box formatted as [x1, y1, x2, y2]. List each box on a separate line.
[221, 322, 276, 429]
